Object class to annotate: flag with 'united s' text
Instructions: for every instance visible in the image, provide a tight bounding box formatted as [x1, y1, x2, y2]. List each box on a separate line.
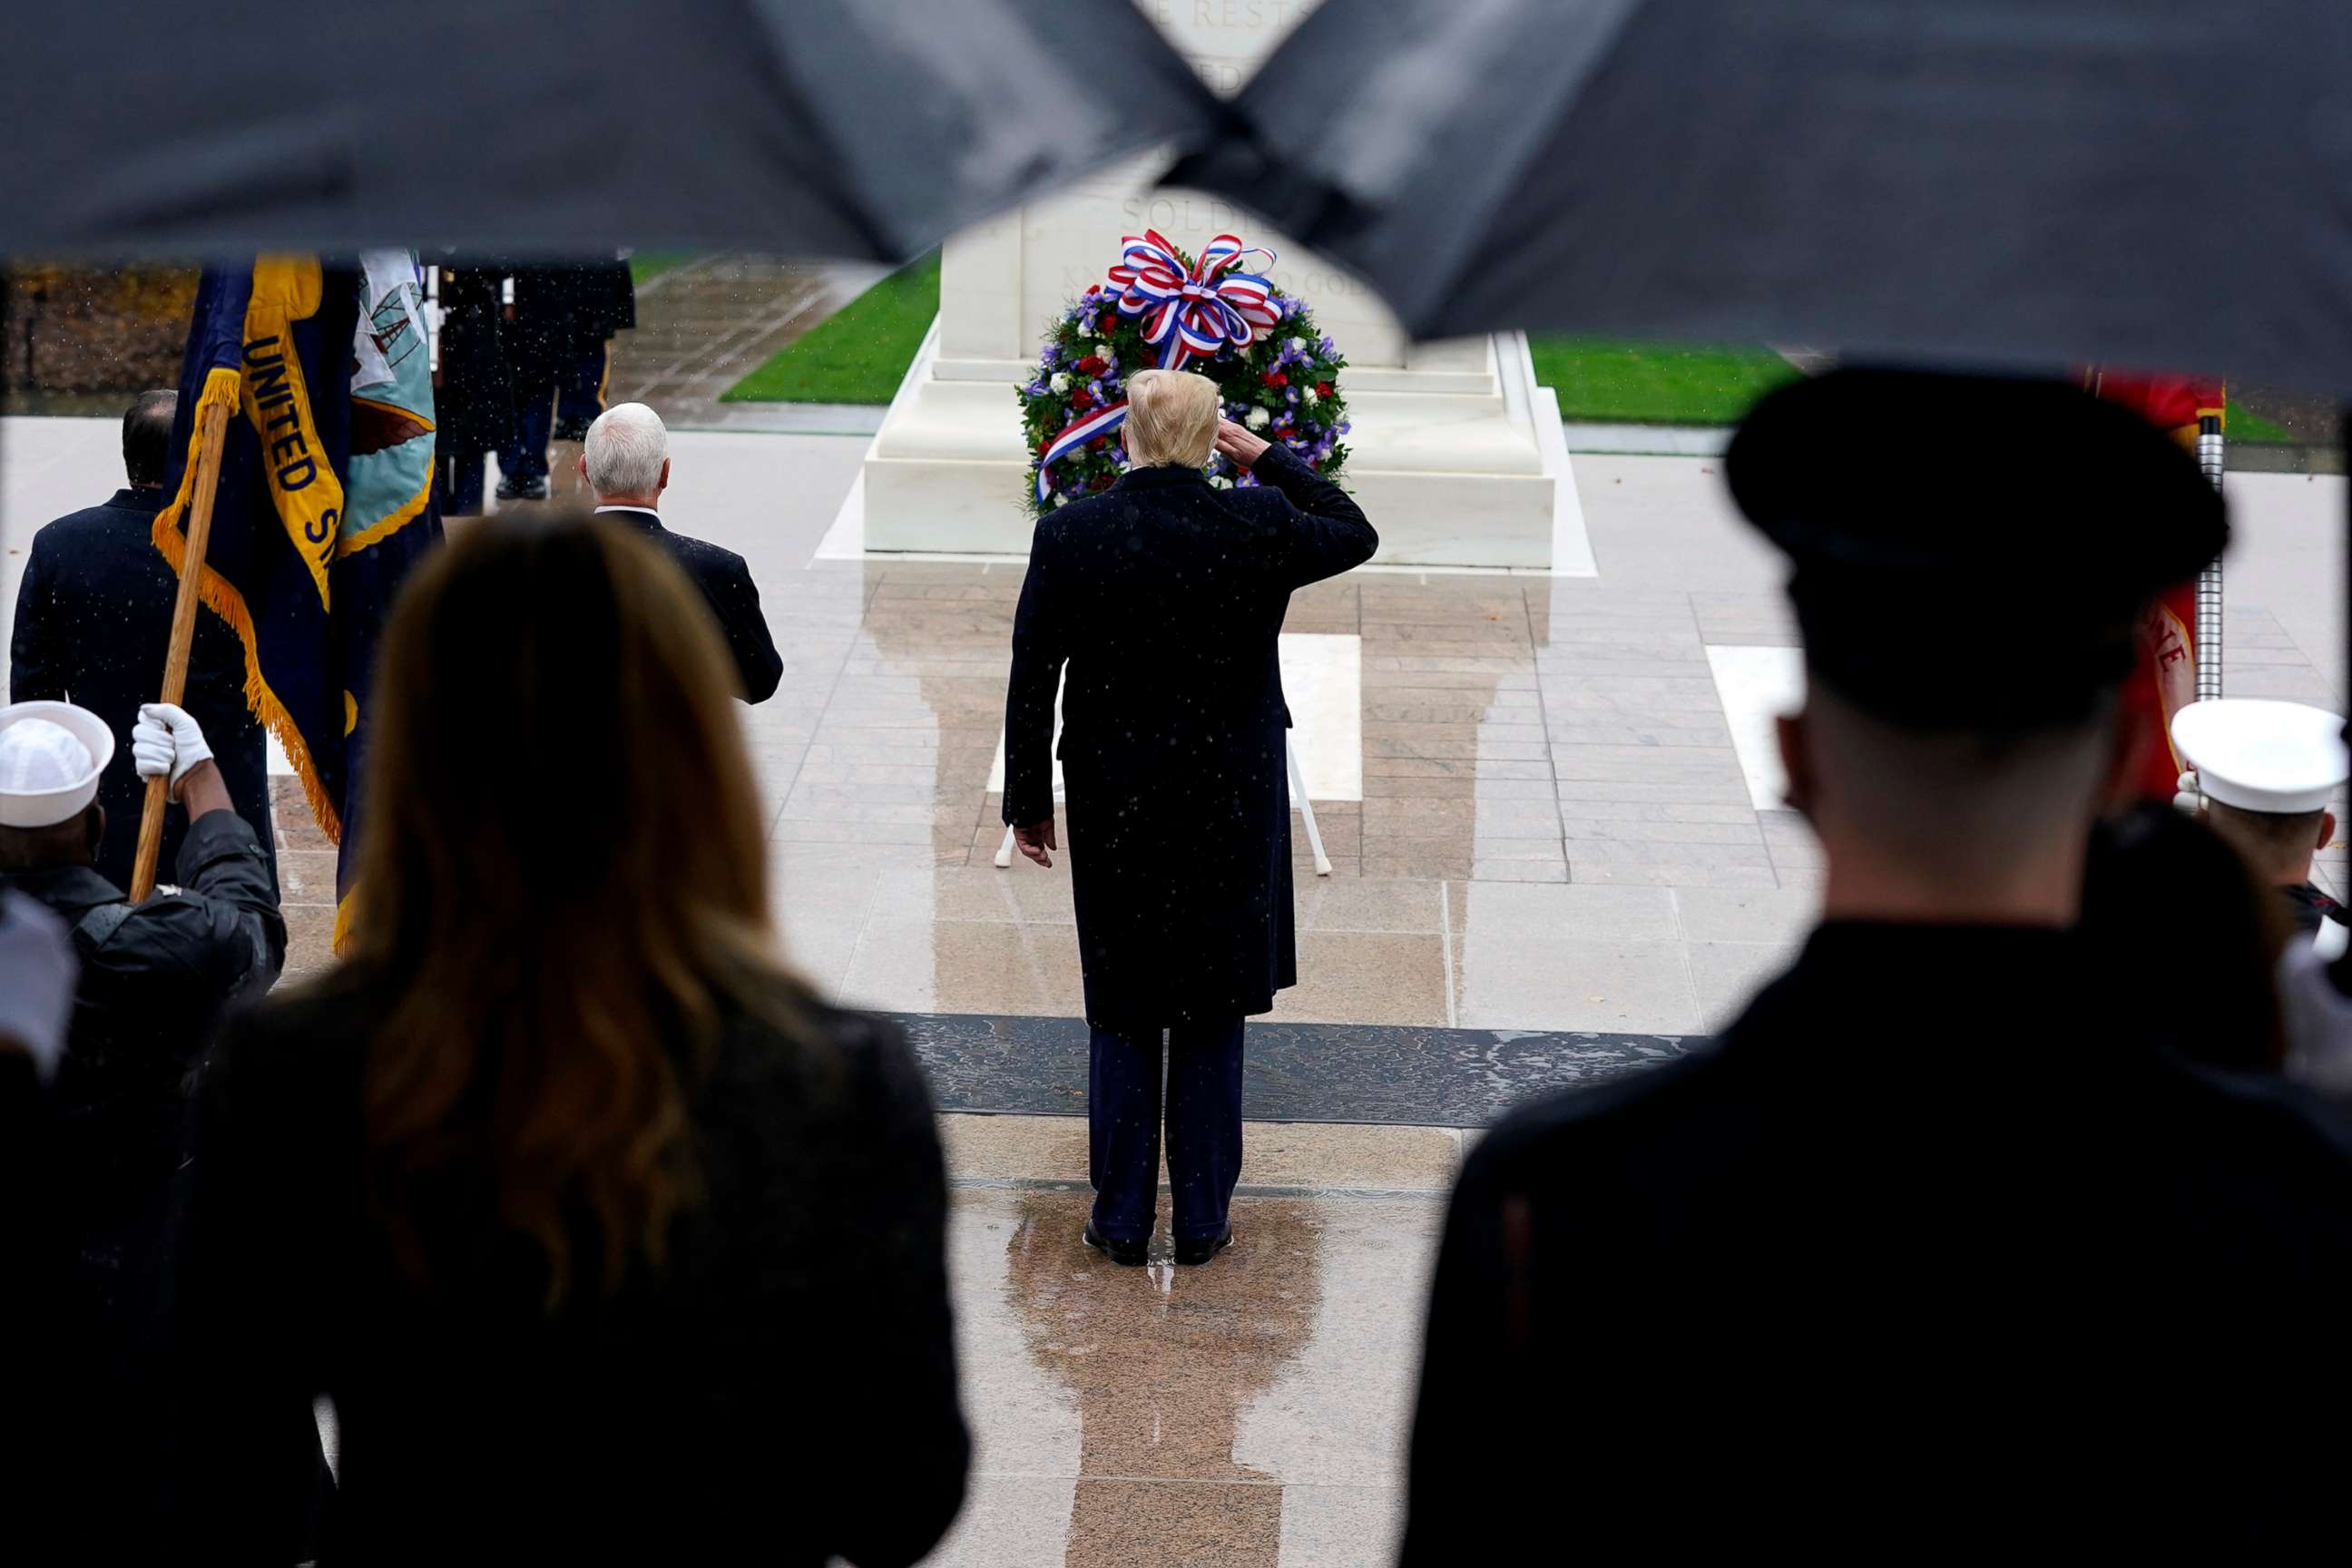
[154, 254, 440, 944]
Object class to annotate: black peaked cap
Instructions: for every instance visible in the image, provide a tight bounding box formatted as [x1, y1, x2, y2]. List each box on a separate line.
[1724, 368, 2228, 729]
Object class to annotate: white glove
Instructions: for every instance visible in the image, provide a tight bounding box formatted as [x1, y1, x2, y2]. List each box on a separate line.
[2172, 769, 2202, 816]
[132, 702, 213, 787]
[0, 892, 77, 1082]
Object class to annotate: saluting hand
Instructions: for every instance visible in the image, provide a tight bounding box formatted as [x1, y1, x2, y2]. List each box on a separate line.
[1214, 419, 1270, 470]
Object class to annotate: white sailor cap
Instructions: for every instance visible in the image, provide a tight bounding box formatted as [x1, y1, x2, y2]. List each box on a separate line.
[2173, 698, 2350, 816]
[0, 701, 115, 828]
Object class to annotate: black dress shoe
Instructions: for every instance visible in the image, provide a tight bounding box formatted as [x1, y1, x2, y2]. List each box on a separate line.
[1174, 1226, 1233, 1266]
[1082, 1220, 1148, 1268]
[495, 475, 549, 502]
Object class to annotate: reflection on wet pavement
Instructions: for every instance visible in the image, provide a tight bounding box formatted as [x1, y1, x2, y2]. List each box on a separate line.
[934, 1185, 1436, 1567]
[737, 551, 1834, 1038]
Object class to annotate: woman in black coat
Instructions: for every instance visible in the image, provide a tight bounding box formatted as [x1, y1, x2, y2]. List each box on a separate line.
[171, 517, 968, 1565]
[1001, 368, 1377, 1267]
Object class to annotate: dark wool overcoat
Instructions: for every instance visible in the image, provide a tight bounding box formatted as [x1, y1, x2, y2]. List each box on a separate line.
[1002, 444, 1376, 1027]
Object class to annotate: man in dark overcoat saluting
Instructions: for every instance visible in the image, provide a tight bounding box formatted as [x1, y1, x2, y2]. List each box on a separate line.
[1002, 368, 1377, 1268]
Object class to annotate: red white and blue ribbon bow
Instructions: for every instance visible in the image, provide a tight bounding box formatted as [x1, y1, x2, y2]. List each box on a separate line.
[1034, 230, 1281, 503]
[1109, 230, 1280, 370]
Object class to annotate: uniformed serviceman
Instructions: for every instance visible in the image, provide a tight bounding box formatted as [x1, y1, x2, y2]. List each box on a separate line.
[496, 258, 637, 502]
[0, 698, 287, 1556]
[1400, 370, 2352, 1561]
[2171, 697, 2351, 956]
[2173, 699, 2352, 1100]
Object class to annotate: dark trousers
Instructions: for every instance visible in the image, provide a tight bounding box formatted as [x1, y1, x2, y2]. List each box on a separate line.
[501, 339, 610, 479]
[436, 450, 486, 516]
[1088, 1016, 1245, 1242]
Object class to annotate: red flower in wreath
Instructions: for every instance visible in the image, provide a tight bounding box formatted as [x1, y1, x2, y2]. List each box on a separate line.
[1089, 473, 1115, 492]
[1088, 435, 1109, 451]
[1074, 355, 1109, 377]
[1261, 370, 1289, 388]
[1315, 382, 1332, 397]
[1099, 312, 1117, 333]
[1070, 387, 1094, 412]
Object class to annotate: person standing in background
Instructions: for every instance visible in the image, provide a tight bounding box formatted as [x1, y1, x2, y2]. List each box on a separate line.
[429, 260, 516, 517]
[9, 390, 276, 892]
[496, 259, 635, 502]
[2171, 696, 2351, 954]
[580, 402, 781, 703]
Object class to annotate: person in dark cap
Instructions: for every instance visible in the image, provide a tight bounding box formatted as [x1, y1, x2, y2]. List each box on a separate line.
[1400, 369, 2352, 1560]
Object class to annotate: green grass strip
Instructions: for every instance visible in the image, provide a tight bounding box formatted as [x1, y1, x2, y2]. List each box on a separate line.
[628, 251, 691, 286]
[2228, 407, 2293, 444]
[1529, 337, 1803, 426]
[720, 252, 943, 405]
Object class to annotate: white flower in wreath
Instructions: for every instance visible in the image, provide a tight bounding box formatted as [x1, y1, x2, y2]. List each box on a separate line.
[1245, 407, 1271, 430]
[1211, 475, 1233, 488]
[1049, 372, 1070, 394]
[1303, 387, 1320, 407]
[1092, 340, 1112, 359]
[1288, 336, 1306, 353]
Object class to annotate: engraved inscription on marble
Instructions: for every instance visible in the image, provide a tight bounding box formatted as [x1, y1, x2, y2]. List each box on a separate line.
[1133, 0, 1327, 97]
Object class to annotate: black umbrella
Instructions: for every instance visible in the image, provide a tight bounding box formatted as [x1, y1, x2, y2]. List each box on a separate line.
[1173, 0, 2352, 392]
[0, 0, 1220, 260]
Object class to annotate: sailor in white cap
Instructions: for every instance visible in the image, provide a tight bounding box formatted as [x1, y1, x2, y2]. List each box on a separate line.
[0, 697, 284, 1544]
[0, 691, 283, 1114]
[2171, 697, 2352, 958]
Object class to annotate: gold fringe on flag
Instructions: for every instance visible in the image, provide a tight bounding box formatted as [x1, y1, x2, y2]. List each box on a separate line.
[149, 362, 347, 849]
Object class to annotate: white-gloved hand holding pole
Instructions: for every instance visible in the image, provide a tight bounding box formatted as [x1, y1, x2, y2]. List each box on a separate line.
[132, 702, 232, 823]
[2173, 769, 2202, 816]
[132, 702, 213, 799]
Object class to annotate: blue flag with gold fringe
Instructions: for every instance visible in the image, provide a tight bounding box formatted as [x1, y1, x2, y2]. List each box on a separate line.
[154, 254, 440, 944]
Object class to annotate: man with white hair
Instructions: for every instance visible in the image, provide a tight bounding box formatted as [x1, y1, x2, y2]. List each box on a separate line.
[0, 697, 284, 1554]
[579, 402, 781, 703]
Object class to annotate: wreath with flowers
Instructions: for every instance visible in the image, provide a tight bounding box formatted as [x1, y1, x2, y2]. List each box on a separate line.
[1018, 230, 1350, 518]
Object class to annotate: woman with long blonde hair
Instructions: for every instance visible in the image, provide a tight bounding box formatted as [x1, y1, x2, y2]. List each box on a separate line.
[174, 515, 967, 1564]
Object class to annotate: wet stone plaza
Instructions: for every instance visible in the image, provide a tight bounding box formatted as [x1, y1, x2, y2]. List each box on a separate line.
[5, 389, 2347, 1562]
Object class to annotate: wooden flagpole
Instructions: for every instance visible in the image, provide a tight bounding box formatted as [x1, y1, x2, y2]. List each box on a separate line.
[129, 397, 230, 902]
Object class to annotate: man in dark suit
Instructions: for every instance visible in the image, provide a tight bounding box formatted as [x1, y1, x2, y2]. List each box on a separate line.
[1001, 369, 1377, 1269]
[10, 391, 276, 891]
[579, 402, 781, 702]
[497, 259, 636, 502]
[1401, 371, 2352, 1558]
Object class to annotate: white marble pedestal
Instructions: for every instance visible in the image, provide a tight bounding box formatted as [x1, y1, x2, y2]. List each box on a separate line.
[843, 2, 1591, 573]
